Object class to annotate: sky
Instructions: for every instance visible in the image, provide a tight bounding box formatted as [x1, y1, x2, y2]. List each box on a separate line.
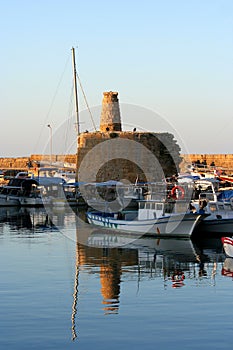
[0, 0, 233, 157]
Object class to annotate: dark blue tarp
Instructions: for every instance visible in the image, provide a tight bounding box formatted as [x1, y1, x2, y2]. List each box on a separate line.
[217, 190, 233, 202]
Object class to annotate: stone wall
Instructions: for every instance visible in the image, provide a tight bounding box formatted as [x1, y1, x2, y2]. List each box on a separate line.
[0, 154, 76, 170]
[181, 154, 233, 173]
[0, 157, 30, 169]
[30, 154, 76, 164]
[77, 131, 181, 183]
[2, 153, 233, 176]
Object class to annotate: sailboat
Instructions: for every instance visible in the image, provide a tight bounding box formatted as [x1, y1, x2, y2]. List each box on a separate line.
[42, 47, 84, 207]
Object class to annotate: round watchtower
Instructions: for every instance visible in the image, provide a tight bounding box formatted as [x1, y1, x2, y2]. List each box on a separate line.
[100, 91, 122, 132]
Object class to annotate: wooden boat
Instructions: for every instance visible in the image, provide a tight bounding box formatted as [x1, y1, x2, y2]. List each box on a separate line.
[86, 199, 207, 238]
[221, 237, 233, 258]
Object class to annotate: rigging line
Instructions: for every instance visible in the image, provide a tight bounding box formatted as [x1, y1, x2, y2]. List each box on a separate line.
[76, 72, 97, 131]
[212, 116, 233, 139]
[33, 54, 71, 154]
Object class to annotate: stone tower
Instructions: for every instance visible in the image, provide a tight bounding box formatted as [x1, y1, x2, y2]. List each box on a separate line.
[100, 91, 122, 132]
[77, 91, 182, 183]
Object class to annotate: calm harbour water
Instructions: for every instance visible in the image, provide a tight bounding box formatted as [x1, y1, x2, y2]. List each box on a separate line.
[0, 207, 233, 350]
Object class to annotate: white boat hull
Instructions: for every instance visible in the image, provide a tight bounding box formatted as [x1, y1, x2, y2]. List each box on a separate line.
[222, 237, 233, 258]
[86, 212, 204, 238]
[0, 194, 43, 207]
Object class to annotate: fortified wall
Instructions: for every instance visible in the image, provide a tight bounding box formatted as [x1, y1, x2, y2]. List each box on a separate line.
[2, 154, 233, 175]
[0, 154, 76, 170]
[76, 91, 181, 183]
[181, 154, 233, 171]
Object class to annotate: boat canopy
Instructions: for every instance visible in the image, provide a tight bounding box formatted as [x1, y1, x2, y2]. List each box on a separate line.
[217, 189, 233, 202]
[8, 178, 39, 188]
[34, 177, 66, 186]
[83, 180, 124, 187]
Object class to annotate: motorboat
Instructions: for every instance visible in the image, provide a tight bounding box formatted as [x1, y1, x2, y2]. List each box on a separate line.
[191, 179, 233, 233]
[0, 175, 71, 207]
[0, 177, 43, 207]
[86, 197, 207, 238]
[218, 174, 233, 184]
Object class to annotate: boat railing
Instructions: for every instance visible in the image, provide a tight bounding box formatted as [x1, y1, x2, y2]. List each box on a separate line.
[199, 192, 217, 201]
[224, 201, 233, 210]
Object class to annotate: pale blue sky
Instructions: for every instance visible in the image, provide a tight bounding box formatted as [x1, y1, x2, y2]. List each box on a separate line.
[1, 0, 233, 157]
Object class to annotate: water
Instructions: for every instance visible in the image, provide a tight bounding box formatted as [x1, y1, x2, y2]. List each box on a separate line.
[0, 207, 233, 350]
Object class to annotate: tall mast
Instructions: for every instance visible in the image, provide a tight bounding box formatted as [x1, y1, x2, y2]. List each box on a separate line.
[71, 47, 80, 135]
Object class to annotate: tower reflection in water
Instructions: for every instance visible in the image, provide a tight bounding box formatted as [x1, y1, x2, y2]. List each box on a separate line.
[0, 207, 224, 341]
[71, 231, 224, 340]
[75, 242, 138, 315]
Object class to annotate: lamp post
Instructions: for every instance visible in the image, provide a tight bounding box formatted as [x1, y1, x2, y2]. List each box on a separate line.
[47, 124, 52, 166]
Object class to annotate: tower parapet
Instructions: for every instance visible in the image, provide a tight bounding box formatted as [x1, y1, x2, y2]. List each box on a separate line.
[100, 91, 122, 132]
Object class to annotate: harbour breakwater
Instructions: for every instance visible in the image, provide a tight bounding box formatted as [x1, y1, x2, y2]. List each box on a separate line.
[181, 154, 233, 173]
[0, 154, 76, 172]
[1, 154, 233, 174]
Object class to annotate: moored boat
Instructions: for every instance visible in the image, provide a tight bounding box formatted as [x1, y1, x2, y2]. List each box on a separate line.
[191, 179, 233, 233]
[221, 237, 233, 258]
[218, 175, 233, 183]
[86, 199, 207, 238]
[0, 177, 43, 207]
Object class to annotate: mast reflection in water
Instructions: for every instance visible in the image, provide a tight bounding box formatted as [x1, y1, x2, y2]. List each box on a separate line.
[0, 207, 230, 350]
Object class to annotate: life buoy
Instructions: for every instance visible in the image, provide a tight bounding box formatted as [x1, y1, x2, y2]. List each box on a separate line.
[171, 185, 185, 200]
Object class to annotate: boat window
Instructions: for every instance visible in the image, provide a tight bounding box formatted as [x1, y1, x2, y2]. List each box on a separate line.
[218, 204, 224, 210]
[156, 204, 163, 211]
[146, 203, 150, 209]
[152, 203, 155, 210]
[139, 202, 145, 209]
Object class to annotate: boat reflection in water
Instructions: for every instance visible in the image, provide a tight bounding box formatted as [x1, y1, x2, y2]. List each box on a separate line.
[0, 207, 226, 341]
[222, 258, 233, 278]
[0, 206, 57, 231]
[71, 223, 225, 339]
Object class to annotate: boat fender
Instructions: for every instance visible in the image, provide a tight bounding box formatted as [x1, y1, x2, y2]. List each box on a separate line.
[171, 186, 185, 200]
